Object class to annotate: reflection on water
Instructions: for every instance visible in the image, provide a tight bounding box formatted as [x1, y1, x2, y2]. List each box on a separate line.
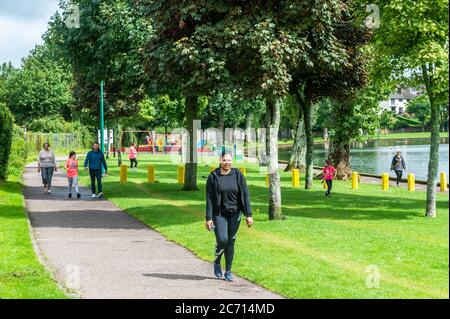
[279, 138, 449, 181]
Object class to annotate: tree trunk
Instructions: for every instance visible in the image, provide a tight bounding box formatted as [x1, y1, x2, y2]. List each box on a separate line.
[266, 97, 284, 220]
[422, 64, 439, 217]
[284, 108, 306, 172]
[245, 112, 253, 146]
[302, 98, 314, 189]
[183, 95, 199, 191]
[330, 140, 352, 179]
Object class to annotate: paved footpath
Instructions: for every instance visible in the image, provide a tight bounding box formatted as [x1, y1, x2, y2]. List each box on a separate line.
[23, 162, 282, 299]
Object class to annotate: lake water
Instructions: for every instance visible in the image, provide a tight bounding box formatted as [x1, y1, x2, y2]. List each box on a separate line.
[278, 138, 449, 181]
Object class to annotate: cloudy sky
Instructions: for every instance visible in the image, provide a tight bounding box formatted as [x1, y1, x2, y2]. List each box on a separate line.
[0, 0, 60, 67]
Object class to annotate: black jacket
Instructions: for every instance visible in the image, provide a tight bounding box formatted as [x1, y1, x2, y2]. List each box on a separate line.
[391, 155, 406, 171]
[205, 168, 252, 221]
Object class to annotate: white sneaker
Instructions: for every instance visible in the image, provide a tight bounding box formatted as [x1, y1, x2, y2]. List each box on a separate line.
[91, 193, 97, 198]
[47, 189, 52, 194]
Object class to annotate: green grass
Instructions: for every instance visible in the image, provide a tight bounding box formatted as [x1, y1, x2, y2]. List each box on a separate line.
[0, 176, 68, 299]
[78, 155, 449, 298]
[362, 131, 448, 140]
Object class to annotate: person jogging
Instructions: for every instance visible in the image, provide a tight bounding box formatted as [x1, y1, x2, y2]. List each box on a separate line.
[129, 142, 138, 171]
[37, 142, 57, 194]
[391, 150, 406, 187]
[84, 142, 108, 198]
[322, 159, 337, 197]
[205, 151, 253, 282]
[64, 151, 81, 199]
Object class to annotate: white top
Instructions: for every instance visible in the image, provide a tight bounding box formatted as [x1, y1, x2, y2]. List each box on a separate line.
[38, 150, 56, 168]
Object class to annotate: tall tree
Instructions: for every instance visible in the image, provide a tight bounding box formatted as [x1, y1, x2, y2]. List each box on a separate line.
[48, 0, 152, 120]
[288, 2, 372, 187]
[371, 0, 449, 217]
[0, 45, 74, 124]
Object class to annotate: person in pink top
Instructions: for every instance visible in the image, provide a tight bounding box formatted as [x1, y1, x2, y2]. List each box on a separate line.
[64, 151, 81, 199]
[322, 160, 337, 197]
[129, 142, 138, 171]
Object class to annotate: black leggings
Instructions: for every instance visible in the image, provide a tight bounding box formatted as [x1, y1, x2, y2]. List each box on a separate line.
[325, 179, 332, 195]
[394, 170, 403, 185]
[130, 158, 138, 168]
[213, 211, 242, 272]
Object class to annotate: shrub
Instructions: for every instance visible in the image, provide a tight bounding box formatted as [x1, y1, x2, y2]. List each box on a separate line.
[6, 126, 27, 178]
[0, 103, 14, 180]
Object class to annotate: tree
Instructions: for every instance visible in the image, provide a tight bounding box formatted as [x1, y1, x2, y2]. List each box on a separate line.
[0, 45, 74, 124]
[0, 102, 14, 180]
[406, 95, 431, 127]
[48, 0, 152, 120]
[379, 110, 397, 130]
[371, 0, 449, 217]
[288, 2, 372, 187]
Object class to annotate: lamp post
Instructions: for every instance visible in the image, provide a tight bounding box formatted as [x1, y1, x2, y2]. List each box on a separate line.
[100, 80, 105, 175]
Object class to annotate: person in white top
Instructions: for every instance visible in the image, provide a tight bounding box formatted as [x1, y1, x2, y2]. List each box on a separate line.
[37, 142, 57, 194]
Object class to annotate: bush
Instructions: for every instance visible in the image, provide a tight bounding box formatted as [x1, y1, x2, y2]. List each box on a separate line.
[0, 103, 14, 180]
[393, 115, 422, 129]
[6, 126, 27, 178]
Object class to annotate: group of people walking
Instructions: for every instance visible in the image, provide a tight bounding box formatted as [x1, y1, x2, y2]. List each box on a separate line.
[36, 140, 408, 283]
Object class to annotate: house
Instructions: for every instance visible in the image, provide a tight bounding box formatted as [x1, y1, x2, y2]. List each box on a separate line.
[379, 86, 425, 114]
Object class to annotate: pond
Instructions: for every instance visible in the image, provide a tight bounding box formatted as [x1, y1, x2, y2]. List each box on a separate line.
[278, 138, 449, 181]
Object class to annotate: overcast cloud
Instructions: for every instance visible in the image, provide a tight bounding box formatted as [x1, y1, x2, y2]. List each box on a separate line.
[0, 0, 60, 66]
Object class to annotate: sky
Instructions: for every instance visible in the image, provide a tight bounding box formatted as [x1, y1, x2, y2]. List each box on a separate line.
[0, 0, 60, 67]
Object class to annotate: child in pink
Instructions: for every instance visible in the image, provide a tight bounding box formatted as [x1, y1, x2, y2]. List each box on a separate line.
[129, 143, 138, 171]
[322, 160, 337, 197]
[64, 151, 80, 198]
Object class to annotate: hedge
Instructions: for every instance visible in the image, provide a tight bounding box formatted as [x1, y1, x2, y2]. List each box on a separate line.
[0, 103, 14, 180]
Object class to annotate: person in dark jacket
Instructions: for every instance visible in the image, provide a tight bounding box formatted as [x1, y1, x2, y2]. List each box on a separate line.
[391, 150, 406, 187]
[84, 142, 108, 198]
[205, 151, 253, 282]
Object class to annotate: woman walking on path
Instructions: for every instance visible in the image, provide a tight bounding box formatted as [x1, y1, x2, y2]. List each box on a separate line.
[391, 150, 406, 187]
[205, 152, 253, 282]
[322, 160, 337, 197]
[129, 142, 138, 171]
[64, 151, 81, 199]
[84, 142, 108, 198]
[37, 142, 57, 194]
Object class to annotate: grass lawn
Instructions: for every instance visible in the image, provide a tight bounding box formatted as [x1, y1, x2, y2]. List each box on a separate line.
[78, 155, 449, 298]
[0, 176, 68, 298]
[364, 131, 449, 140]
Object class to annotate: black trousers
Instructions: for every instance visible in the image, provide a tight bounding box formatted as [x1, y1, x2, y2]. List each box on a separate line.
[325, 179, 333, 195]
[394, 170, 403, 185]
[89, 169, 102, 194]
[213, 211, 242, 272]
[130, 158, 138, 168]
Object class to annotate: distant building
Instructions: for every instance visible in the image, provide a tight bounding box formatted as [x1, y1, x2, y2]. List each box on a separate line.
[379, 86, 426, 115]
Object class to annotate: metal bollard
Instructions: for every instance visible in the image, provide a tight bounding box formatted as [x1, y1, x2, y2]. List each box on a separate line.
[292, 169, 300, 187]
[120, 164, 128, 184]
[407, 173, 415, 192]
[352, 171, 359, 190]
[381, 173, 389, 191]
[148, 165, 155, 183]
[440, 172, 448, 192]
[178, 166, 185, 184]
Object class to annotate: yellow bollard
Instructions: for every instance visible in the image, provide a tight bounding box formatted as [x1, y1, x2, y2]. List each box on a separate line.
[292, 169, 300, 187]
[352, 171, 359, 190]
[120, 164, 128, 184]
[239, 167, 246, 176]
[147, 165, 155, 183]
[323, 179, 328, 189]
[381, 173, 389, 191]
[178, 166, 185, 184]
[407, 173, 415, 192]
[440, 172, 448, 192]
[210, 166, 216, 173]
[266, 174, 269, 186]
